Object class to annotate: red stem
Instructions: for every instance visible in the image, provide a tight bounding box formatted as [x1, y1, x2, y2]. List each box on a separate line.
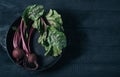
[40, 17, 47, 31]
[13, 30, 19, 48]
[20, 19, 30, 56]
[13, 24, 21, 48]
[13, 18, 38, 70]
[27, 27, 34, 53]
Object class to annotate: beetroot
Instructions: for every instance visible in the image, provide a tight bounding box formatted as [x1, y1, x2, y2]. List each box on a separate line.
[12, 21, 24, 61]
[25, 53, 39, 70]
[12, 19, 39, 70]
[12, 48, 24, 61]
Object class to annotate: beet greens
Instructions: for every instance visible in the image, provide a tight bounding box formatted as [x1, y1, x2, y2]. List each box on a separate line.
[22, 4, 67, 56]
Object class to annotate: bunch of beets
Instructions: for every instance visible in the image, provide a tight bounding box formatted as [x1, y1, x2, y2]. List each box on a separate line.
[12, 19, 38, 70]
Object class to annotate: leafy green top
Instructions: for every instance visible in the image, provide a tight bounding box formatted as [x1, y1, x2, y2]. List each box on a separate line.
[22, 4, 67, 56]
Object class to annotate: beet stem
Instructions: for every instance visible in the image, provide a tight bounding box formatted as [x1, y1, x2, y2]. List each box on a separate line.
[13, 24, 21, 48]
[40, 17, 47, 31]
[13, 18, 39, 70]
[13, 30, 19, 48]
[20, 19, 30, 56]
[27, 27, 34, 53]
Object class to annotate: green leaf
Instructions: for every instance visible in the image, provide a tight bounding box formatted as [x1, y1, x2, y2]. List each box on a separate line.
[46, 9, 53, 17]
[32, 19, 40, 29]
[46, 9, 63, 31]
[46, 26, 67, 56]
[44, 45, 52, 56]
[22, 4, 44, 24]
[38, 32, 47, 44]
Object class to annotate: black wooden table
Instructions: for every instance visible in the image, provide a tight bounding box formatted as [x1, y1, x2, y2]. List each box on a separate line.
[0, 0, 120, 77]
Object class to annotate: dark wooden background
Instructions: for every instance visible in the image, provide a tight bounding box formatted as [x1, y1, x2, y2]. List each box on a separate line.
[0, 0, 120, 77]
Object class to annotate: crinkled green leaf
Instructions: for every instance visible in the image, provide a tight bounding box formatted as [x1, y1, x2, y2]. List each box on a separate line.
[45, 26, 66, 56]
[38, 32, 47, 44]
[46, 9, 63, 31]
[52, 46, 62, 56]
[44, 45, 52, 56]
[32, 19, 40, 28]
[22, 4, 44, 25]
[48, 26, 66, 48]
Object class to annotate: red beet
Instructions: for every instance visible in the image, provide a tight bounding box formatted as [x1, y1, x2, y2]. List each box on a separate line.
[27, 54, 37, 63]
[12, 48, 24, 61]
[12, 21, 23, 61]
[12, 19, 39, 70]
[27, 53, 38, 70]
[20, 20, 29, 55]
[19, 19, 39, 70]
